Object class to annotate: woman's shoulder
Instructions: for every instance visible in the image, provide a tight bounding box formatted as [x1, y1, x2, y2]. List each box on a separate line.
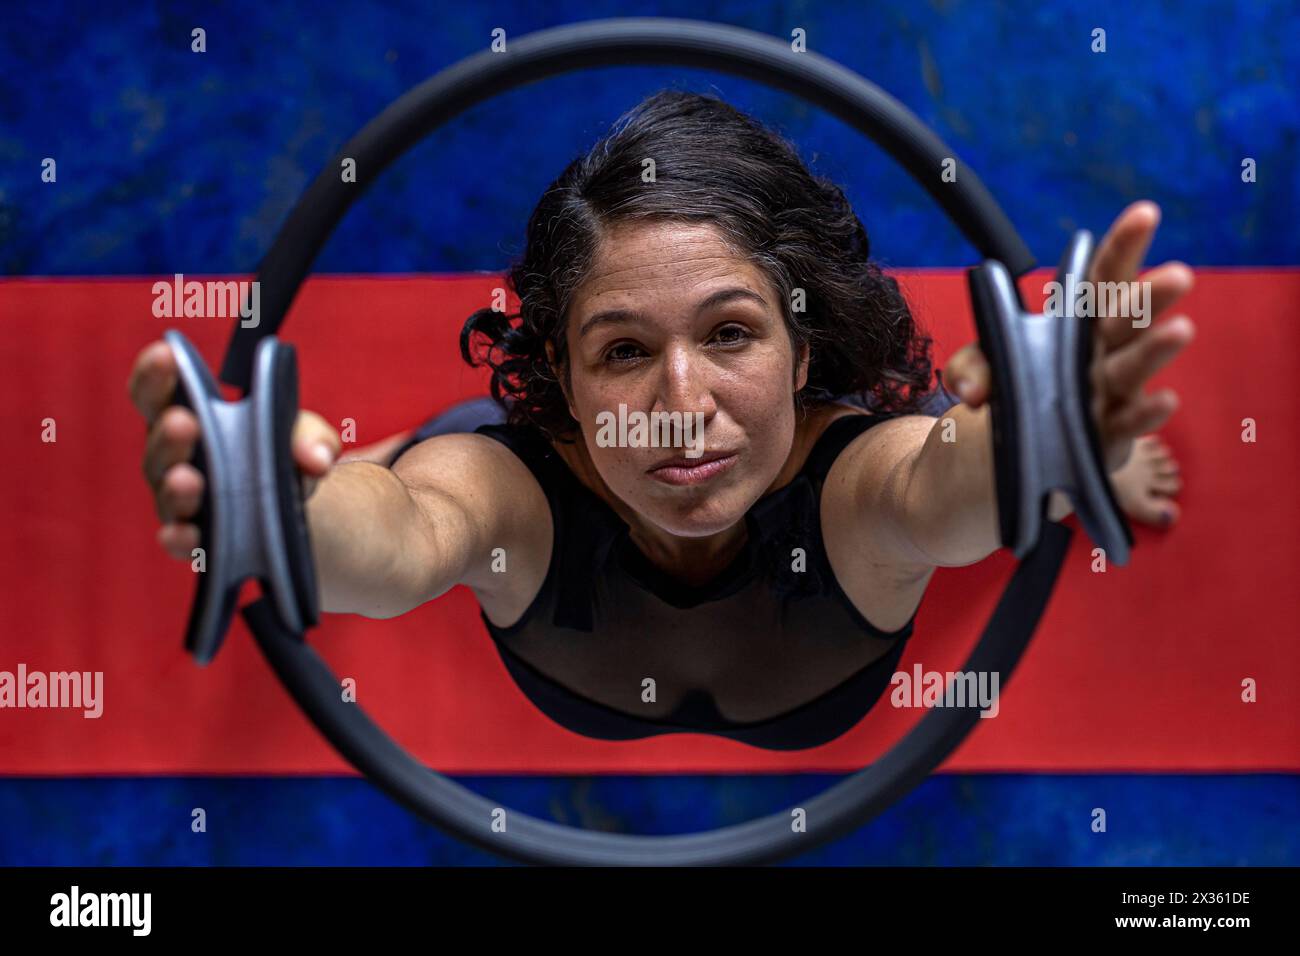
[391, 426, 554, 510]
[473, 421, 574, 494]
[392, 426, 556, 630]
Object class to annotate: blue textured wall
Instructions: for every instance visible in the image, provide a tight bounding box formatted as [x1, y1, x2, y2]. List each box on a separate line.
[2, 0, 1296, 276]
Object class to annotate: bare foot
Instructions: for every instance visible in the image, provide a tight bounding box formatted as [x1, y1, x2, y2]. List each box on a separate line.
[1110, 435, 1183, 528]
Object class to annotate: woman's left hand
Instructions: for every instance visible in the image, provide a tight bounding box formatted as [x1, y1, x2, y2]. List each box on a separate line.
[943, 200, 1196, 472]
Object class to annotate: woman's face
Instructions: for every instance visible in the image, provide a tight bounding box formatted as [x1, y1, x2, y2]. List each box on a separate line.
[558, 221, 809, 539]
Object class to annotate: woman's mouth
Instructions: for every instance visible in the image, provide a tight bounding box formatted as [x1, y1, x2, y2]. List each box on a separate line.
[647, 451, 738, 486]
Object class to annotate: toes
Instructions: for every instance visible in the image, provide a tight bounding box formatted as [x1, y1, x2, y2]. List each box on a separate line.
[1152, 473, 1183, 494]
[1124, 492, 1182, 529]
[1134, 435, 1161, 458]
[1135, 435, 1180, 467]
[1145, 438, 1180, 472]
[1147, 495, 1181, 528]
[1157, 498, 1182, 527]
[1128, 497, 1167, 527]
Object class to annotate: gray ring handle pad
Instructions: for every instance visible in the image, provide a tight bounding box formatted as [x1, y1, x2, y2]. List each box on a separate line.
[968, 231, 1134, 565]
[164, 330, 318, 665]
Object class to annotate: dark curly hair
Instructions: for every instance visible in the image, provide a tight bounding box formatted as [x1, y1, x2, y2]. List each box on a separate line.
[460, 88, 936, 441]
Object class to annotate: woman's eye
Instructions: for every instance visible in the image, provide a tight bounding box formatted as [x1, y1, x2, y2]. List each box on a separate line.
[602, 327, 748, 364]
[714, 325, 749, 345]
[604, 343, 643, 364]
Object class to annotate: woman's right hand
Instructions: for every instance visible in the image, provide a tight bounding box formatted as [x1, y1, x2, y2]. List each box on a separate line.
[128, 339, 341, 561]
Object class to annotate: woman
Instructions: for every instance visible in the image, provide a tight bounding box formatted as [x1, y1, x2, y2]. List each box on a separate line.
[130, 91, 1194, 750]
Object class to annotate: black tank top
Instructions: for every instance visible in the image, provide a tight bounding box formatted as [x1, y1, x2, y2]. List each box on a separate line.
[473, 413, 919, 751]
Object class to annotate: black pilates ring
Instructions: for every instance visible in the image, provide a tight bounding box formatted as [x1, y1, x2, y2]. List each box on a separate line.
[167, 17, 1133, 865]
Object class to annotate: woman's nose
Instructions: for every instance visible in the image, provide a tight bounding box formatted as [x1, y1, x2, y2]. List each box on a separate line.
[656, 346, 717, 417]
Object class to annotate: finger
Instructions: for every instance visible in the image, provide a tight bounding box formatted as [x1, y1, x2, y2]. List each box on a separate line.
[157, 522, 201, 561]
[943, 345, 992, 405]
[292, 410, 342, 475]
[1106, 388, 1180, 443]
[1089, 200, 1161, 290]
[1101, 261, 1195, 351]
[156, 462, 205, 523]
[1103, 315, 1195, 403]
[128, 341, 180, 426]
[1145, 261, 1195, 320]
[143, 406, 200, 488]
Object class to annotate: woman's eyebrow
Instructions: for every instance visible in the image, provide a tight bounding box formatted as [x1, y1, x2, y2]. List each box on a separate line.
[695, 286, 769, 314]
[577, 287, 769, 339]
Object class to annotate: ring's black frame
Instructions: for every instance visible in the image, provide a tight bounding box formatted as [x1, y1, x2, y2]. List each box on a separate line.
[219, 17, 1072, 865]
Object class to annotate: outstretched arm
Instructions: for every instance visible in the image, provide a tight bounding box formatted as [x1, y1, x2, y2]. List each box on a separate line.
[844, 201, 1196, 570]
